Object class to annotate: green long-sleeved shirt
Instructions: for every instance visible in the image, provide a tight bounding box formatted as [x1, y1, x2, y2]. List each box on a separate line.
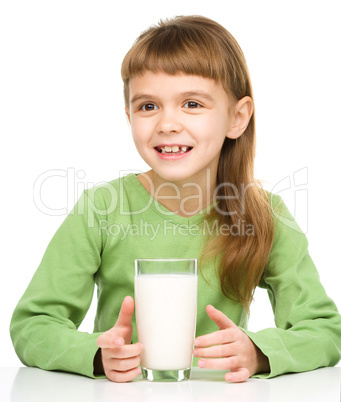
[10, 173, 341, 379]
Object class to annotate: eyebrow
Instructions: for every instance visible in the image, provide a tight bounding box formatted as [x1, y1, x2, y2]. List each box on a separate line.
[130, 90, 215, 104]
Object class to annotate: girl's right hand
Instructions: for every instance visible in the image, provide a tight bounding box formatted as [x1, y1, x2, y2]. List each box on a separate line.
[96, 296, 143, 383]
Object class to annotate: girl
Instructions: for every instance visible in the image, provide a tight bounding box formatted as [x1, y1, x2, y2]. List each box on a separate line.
[10, 15, 341, 383]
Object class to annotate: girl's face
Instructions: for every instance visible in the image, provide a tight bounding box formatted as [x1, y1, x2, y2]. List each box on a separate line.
[126, 71, 243, 186]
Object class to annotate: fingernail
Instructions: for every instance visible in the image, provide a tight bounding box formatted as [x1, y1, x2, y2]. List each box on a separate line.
[115, 338, 124, 346]
[194, 339, 200, 347]
[226, 374, 233, 381]
[193, 348, 198, 356]
[198, 359, 205, 368]
[136, 367, 141, 375]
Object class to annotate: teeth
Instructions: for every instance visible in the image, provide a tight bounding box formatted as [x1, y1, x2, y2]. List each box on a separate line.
[161, 145, 188, 153]
[157, 145, 191, 154]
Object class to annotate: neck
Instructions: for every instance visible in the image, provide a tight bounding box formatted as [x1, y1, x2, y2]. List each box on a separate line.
[138, 169, 217, 217]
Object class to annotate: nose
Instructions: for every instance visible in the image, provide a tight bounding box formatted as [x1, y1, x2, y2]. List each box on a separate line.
[156, 108, 183, 135]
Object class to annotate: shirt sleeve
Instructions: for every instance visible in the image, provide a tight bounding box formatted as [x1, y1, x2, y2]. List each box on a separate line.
[10, 188, 107, 378]
[241, 194, 341, 378]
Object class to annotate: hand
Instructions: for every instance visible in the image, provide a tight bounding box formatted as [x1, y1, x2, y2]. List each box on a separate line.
[193, 305, 269, 383]
[96, 296, 143, 383]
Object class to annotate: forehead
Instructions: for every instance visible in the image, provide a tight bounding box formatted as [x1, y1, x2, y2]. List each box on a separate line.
[128, 71, 228, 102]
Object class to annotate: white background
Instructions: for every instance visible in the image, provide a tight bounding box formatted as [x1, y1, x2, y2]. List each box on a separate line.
[1, 0, 340, 367]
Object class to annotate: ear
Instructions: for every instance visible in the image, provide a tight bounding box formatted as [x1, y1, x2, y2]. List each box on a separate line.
[125, 106, 131, 125]
[226, 96, 254, 139]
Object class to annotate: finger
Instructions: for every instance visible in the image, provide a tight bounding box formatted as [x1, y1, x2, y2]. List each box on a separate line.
[97, 331, 125, 348]
[105, 355, 141, 372]
[103, 343, 144, 359]
[106, 367, 141, 383]
[194, 328, 238, 347]
[225, 367, 250, 383]
[115, 296, 135, 328]
[197, 356, 239, 371]
[206, 305, 237, 330]
[193, 343, 233, 358]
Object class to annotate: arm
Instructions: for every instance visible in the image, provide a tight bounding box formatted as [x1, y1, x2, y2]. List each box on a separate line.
[10, 189, 105, 378]
[242, 195, 341, 378]
[193, 195, 341, 381]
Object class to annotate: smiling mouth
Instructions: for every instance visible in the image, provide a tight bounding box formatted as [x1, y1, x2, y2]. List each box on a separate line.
[154, 145, 193, 154]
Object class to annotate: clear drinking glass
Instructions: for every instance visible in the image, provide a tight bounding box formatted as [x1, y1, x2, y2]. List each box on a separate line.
[134, 258, 198, 382]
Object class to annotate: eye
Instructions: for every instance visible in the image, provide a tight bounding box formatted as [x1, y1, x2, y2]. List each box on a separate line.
[184, 101, 202, 109]
[141, 103, 158, 111]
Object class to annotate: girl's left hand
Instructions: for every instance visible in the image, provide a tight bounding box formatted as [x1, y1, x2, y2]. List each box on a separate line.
[193, 305, 270, 383]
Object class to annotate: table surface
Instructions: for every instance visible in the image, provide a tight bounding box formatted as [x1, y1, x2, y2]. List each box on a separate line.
[1, 366, 340, 402]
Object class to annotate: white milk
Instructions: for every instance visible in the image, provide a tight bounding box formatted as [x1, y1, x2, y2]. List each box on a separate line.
[135, 274, 198, 370]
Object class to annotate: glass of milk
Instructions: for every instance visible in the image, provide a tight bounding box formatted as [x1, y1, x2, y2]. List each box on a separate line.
[135, 258, 198, 382]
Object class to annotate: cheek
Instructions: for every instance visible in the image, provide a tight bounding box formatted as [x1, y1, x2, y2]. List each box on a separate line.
[185, 116, 211, 139]
[189, 113, 228, 143]
[131, 119, 152, 144]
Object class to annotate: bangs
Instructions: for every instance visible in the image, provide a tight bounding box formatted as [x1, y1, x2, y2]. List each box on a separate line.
[121, 16, 246, 104]
[122, 23, 225, 81]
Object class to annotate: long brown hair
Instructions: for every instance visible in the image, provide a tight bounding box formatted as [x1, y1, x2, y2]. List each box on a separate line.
[121, 15, 275, 311]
